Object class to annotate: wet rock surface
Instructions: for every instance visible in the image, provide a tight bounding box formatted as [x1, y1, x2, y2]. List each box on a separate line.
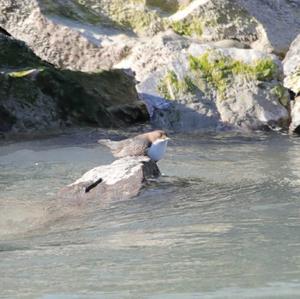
[60, 156, 160, 203]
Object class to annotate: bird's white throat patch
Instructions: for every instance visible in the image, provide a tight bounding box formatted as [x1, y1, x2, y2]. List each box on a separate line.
[147, 138, 168, 161]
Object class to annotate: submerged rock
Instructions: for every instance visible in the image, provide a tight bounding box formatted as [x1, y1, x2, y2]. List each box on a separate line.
[60, 157, 160, 203]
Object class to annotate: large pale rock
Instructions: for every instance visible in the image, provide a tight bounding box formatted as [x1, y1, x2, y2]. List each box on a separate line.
[283, 34, 300, 94]
[1, 0, 298, 73]
[236, 0, 300, 56]
[167, 0, 300, 55]
[116, 30, 190, 82]
[283, 34, 300, 134]
[167, 0, 258, 45]
[123, 32, 289, 131]
[0, 0, 168, 71]
[0, 0, 137, 71]
[60, 157, 160, 203]
[289, 96, 300, 134]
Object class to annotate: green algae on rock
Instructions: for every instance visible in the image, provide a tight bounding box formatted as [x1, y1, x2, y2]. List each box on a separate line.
[158, 70, 196, 100]
[53, 0, 164, 34]
[168, 0, 258, 45]
[142, 40, 289, 131]
[187, 51, 279, 98]
[169, 18, 203, 38]
[158, 51, 280, 101]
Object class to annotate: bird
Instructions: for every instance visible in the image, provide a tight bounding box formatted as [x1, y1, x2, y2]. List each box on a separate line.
[98, 130, 170, 162]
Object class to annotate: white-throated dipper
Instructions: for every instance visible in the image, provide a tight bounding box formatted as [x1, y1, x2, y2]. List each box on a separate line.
[98, 130, 170, 162]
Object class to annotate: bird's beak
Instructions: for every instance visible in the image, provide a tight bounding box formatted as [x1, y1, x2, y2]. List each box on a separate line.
[164, 136, 170, 141]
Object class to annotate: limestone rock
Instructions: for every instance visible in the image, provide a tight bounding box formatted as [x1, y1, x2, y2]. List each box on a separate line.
[60, 157, 160, 203]
[0, 0, 170, 71]
[236, 0, 300, 56]
[283, 34, 300, 94]
[0, 0, 137, 71]
[127, 33, 289, 131]
[289, 96, 300, 134]
[167, 0, 259, 45]
[1, 0, 298, 73]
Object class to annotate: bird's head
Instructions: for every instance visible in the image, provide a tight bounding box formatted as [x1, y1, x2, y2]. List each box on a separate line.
[146, 130, 170, 144]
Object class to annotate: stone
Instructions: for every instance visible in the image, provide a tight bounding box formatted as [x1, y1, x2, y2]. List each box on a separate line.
[289, 96, 300, 134]
[283, 34, 300, 94]
[167, 0, 259, 45]
[60, 157, 160, 203]
[125, 32, 289, 131]
[1, 0, 298, 73]
[236, 0, 300, 56]
[0, 33, 149, 133]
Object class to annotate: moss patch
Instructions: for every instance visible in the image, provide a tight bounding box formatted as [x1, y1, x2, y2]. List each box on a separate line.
[116, 8, 161, 33]
[271, 83, 289, 107]
[158, 70, 196, 100]
[158, 52, 280, 101]
[64, 0, 162, 33]
[188, 51, 278, 98]
[169, 18, 203, 37]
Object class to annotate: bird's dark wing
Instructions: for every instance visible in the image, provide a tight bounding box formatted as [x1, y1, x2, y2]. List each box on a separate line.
[116, 137, 150, 157]
[98, 137, 150, 158]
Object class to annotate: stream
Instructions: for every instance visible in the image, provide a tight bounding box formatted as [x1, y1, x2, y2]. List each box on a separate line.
[0, 129, 300, 299]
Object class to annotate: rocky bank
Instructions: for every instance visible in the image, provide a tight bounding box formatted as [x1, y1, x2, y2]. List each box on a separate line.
[0, 32, 148, 133]
[0, 0, 300, 133]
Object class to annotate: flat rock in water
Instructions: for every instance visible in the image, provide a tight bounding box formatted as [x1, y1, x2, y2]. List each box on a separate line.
[60, 157, 160, 203]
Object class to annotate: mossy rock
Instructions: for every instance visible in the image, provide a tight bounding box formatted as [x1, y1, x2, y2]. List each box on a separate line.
[0, 34, 149, 132]
[36, 68, 149, 127]
[187, 51, 279, 99]
[157, 50, 282, 104]
[169, 18, 203, 38]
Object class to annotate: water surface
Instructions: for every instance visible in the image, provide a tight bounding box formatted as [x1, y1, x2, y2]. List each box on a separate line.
[0, 129, 300, 299]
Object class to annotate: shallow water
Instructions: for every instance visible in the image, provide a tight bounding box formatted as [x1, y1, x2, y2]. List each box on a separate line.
[0, 129, 300, 299]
